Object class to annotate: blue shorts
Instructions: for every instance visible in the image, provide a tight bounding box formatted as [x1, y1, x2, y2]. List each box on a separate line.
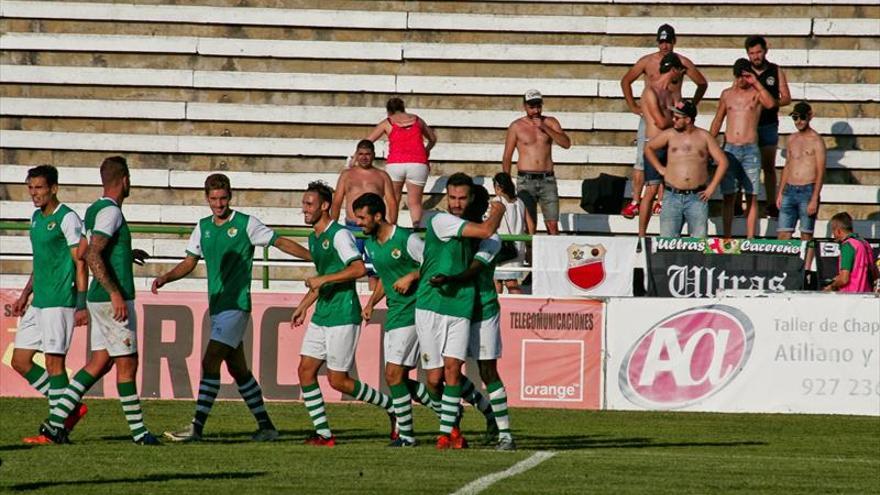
[721, 143, 761, 195]
[344, 219, 375, 276]
[758, 122, 779, 148]
[777, 183, 817, 234]
[643, 149, 666, 185]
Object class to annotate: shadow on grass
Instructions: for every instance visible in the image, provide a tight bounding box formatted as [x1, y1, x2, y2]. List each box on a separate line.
[9, 471, 267, 491]
[514, 434, 768, 451]
[96, 428, 381, 444]
[0, 445, 35, 452]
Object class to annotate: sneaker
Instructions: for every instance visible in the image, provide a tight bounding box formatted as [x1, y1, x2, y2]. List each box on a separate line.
[652, 201, 662, 215]
[38, 422, 69, 444]
[251, 428, 279, 442]
[304, 433, 336, 447]
[134, 432, 161, 446]
[22, 434, 54, 445]
[388, 437, 417, 448]
[436, 434, 453, 450]
[483, 418, 500, 445]
[621, 202, 639, 219]
[163, 424, 202, 443]
[63, 403, 88, 432]
[447, 427, 468, 449]
[496, 436, 517, 451]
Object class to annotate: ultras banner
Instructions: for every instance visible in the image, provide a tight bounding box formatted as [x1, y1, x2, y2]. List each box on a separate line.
[0, 291, 604, 409]
[532, 235, 638, 297]
[605, 295, 880, 415]
[647, 237, 805, 297]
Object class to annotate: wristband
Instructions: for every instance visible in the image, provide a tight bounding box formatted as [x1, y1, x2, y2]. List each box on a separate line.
[75, 291, 87, 310]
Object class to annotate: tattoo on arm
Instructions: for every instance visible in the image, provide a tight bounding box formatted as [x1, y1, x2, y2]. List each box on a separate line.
[86, 235, 121, 296]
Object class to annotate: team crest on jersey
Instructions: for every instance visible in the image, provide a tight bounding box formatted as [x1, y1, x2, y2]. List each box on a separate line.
[566, 243, 606, 291]
[227, 227, 238, 238]
[391, 248, 402, 259]
[322, 239, 330, 250]
[766, 76, 775, 86]
[204, 230, 211, 238]
[46, 221, 57, 231]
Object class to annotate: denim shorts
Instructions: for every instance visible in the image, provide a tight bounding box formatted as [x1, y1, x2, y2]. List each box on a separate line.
[634, 117, 647, 171]
[720, 143, 761, 195]
[758, 122, 779, 148]
[643, 148, 666, 185]
[777, 183, 817, 234]
[517, 173, 559, 222]
[659, 188, 709, 238]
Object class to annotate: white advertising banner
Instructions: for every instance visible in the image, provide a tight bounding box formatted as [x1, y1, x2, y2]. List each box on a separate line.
[605, 295, 880, 415]
[532, 235, 638, 297]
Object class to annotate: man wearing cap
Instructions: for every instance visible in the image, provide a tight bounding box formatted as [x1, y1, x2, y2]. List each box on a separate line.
[746, 35, 792, 218]
[635, 53, 687, 239]
[710, 58, 776, 239]
[646, 100, 728, 238]
[777, 101, 825, 270]
[502, 89, 571, 235]
[619, 23, 708, 220]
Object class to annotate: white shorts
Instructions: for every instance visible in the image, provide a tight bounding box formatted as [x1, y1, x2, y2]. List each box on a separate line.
[383, 325, 420, 368]
[468, 313, 502, 361]
[14, 306, 76, 355]
[88, 300, 138, 357]
[386, 162, 429, 187]
[210, 310, 249, 348]
[300, 322, 361, 372]
[414, 309, 469, 370]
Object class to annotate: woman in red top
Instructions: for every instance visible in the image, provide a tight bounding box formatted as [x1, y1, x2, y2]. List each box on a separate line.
[367, 97, 437, 228]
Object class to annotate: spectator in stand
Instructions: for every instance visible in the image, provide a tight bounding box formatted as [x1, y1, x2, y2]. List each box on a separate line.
[823, 212, 879, 293]
[491, 173, 534, 294]
[366, 97, 437, 228]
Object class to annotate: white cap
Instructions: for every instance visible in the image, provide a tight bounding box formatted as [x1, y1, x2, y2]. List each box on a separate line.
[524, 89, 543, 103]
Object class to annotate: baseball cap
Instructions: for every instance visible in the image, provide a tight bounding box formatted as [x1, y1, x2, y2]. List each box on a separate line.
[657, 24, 676, 42]
[733, 58, 754, 76]
[524, 89, 543, 105]
[671, 99, 697, 119]
[790, 101, 812, 116]
[659, 53, 684, 73]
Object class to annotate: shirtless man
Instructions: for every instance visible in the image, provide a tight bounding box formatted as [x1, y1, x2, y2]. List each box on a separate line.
[636, 53, 686, 239]
[646, 100, 728, 238]
[777, 101, 825, 269]
[502, 89, 571, 235]
[710, 58, 776, 239]
[747, 35, 791, 218]
[620, 24, 708, 219]
[331, 139, 397, 286]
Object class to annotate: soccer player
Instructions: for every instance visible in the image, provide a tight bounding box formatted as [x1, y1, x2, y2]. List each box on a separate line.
[14, 165, 90, 444]
[291, 181, 395, 447]
[355, 192, 427, 447]
[154, 173, 312, 442]
[416, 172, 505, 449]
[40, 156, 159, 445]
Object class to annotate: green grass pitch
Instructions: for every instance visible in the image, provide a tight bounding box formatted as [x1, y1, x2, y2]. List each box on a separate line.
[0, 398, 877, 494]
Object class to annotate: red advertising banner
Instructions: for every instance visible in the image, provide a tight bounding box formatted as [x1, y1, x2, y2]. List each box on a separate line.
[0, 291, 603, 409]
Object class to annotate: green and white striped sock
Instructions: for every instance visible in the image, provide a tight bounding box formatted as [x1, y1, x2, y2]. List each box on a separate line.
[426, 389, 443, 418]
[390, 383, 415, 443]
[48, 369, 95, 429]
[192, 373, 221, 434]
[439, 384, 462, 435]
[353, 380, 393, 413]
[237, 374, 274, 430]
[487, 380, 511, 440]
[461, 376, 494, 421]
[48, 373, 69, 417]
[24, 364, 50, 397]
[302, 383, 332, 439]
[118, 381, 148, 442]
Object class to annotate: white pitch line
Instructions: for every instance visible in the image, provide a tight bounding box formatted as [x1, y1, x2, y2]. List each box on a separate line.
[451, 450, 558, 495]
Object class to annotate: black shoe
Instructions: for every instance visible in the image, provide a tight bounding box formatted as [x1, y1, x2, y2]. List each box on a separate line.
[134, 432, 161, 446]
[38, 422, 70, 444]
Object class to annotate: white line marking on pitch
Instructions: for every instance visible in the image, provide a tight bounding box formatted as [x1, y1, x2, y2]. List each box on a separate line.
[451, 451, 557, 495]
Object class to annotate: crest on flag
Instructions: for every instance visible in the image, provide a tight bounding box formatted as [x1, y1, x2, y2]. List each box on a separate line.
[567, 243, 606, 290]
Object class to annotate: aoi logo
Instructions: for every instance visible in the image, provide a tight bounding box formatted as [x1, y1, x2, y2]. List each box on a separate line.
[618, 305, 754, 409]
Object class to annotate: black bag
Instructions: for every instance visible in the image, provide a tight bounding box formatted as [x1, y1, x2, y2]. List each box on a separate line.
[496, 240, 519, 264]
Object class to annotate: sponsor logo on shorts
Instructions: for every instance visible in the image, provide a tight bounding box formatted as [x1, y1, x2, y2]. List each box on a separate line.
[123, 337, 132, 348]
[47, 221, 57, 231]
[618, 305, 754, 409]
[566, 243, 606, 291]
[227, 227, 238, 238]
[391, 248, 402, 259]
[421, 352, 430, 364]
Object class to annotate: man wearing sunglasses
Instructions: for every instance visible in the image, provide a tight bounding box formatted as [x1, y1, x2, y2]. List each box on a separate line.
[777, 102, 825, 270]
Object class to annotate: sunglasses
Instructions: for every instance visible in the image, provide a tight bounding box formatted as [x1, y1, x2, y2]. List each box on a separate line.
[791, 114, 808, 121]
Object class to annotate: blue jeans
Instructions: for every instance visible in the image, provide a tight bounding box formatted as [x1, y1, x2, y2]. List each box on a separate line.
[777, 183, 817, 234]
[721, 143, 761, 195]
[660, 188, 709, 237]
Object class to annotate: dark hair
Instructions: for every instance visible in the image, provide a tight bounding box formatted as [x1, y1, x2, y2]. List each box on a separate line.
[830, 212, 853, 232]
[100, 156, 129, 184]
[26, 164, 58, 187]
[493, 172, 516, 199]
[745, 35, 767, 51]
[464, 184, 490, 223]
[356, 139, 375, 153]
[386, 97, 405, 114]
[352, 192, 386, 220]
[306, 180, 334, 206]
[446, 172, 474, 191]
[204, 173, 231, 195]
